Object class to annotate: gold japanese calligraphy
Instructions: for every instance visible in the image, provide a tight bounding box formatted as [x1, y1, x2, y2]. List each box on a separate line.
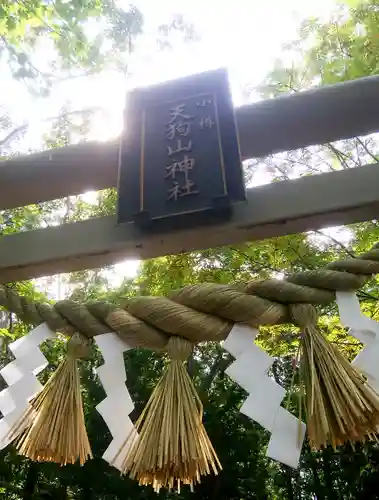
[165, 96, 216, 201]
[196, 97, 213, 107]
[167, 139, 192, 157]
[165, 102, 198, 201]
[199, 116, 215, 129]
[164, 96, 217, 202]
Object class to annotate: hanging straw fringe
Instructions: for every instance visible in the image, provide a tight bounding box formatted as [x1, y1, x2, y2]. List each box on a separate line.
[116, 335, 221, 493]
[9, 332, 93, 465]
[291, 304, 379, 450]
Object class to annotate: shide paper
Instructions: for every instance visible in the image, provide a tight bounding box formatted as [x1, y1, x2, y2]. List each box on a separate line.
[95, 333, 137, 470]
[0, 323, 55, 448]
[336, 291, 379, 392]
[224, 324, 305, 468]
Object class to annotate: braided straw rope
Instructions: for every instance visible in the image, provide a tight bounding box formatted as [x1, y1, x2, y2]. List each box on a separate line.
[1, 243, 379, 349]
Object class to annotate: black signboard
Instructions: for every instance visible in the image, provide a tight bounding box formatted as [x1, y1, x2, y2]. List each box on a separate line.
[117, 68, 245, 227]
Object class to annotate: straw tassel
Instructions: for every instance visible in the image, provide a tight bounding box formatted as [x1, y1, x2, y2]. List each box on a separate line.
[291, 304, 379, 450]
[9, 332, 93, 465]
[116, 335, 221, 493]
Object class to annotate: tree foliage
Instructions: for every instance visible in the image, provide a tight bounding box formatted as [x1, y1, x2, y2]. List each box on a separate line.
[0, 0, 143, 87]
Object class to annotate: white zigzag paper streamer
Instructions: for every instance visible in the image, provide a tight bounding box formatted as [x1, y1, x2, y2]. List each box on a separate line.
[336, 291, 379, 392]
[95, 333, 137, 471]
[223, 324, 306, 468]
[0, 323, 55, 448]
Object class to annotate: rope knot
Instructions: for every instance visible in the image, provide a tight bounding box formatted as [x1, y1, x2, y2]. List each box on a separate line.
[166, 336, 193, 361]
[289, 303, 318, 329]
[67, 332, 91, 359]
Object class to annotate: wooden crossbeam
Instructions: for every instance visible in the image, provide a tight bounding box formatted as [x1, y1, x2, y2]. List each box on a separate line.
[0, 163, 378, 283]
[1, 75, 379, 211]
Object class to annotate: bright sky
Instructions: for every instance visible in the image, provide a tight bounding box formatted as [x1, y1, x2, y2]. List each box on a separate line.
[3, 0, 337, 144]
[129, 0, 335, 96]
[3, 0, 342, 294]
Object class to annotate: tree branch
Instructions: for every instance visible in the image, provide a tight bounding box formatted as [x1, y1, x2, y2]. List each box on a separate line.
[356, 137, 379, 163]
[0, 124, 27, 148]
[202, 352, 233, 392]
[230, 247, 285, 276]
[0, 107, 103, 149]
[311, 229, 355, 258]
[326, 143, 353, 169]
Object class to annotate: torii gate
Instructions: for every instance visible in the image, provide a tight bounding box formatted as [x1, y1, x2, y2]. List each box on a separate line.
[1, 70, 379, 491]
[0, 72, 378, 283]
